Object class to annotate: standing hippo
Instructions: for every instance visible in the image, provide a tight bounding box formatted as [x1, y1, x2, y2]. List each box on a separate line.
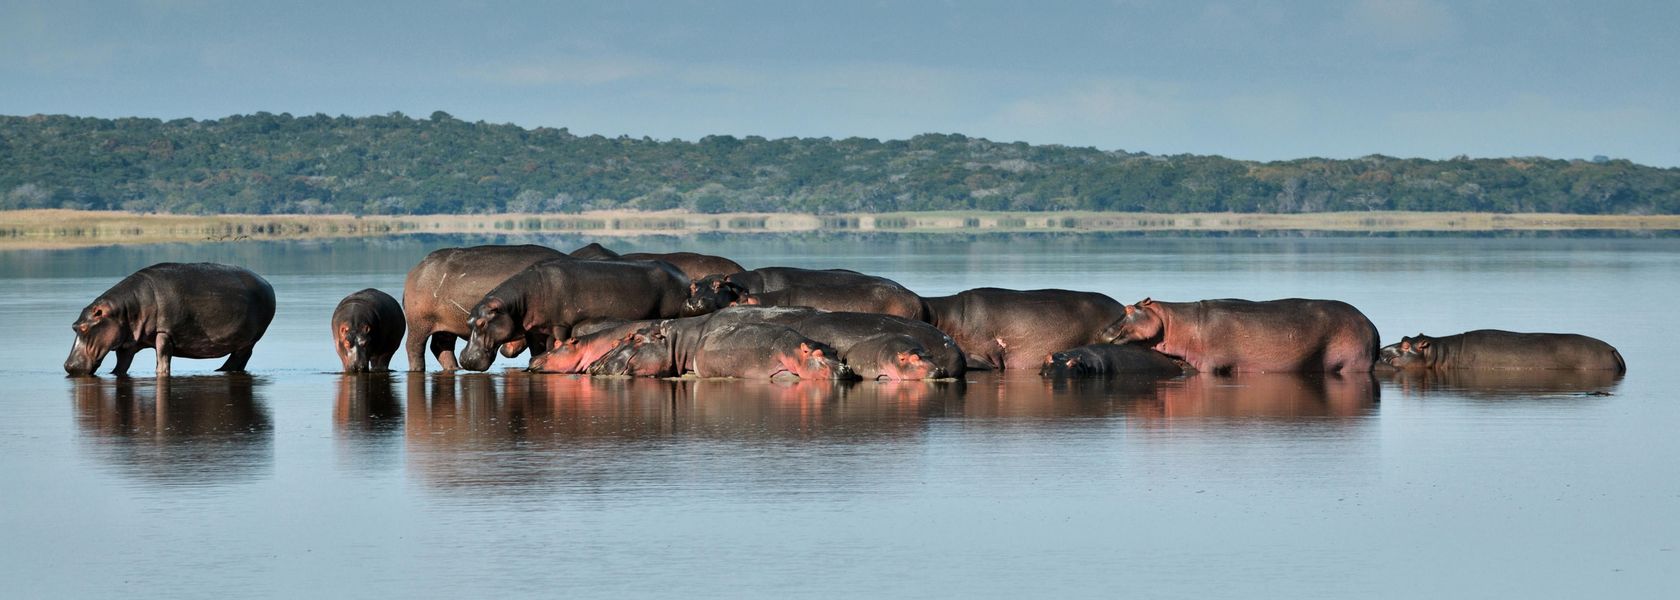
[331, 288, 405, 373]
[921, 288, 1127, 371]
[684, 267, 923, 319]
[65, 263, 275, 377]
[570, 242, 746, 281]
[1100, 298, 1379, 374]
[1380, 330, 1625, 372]
[1039, 343, 1185, 378]
[457, 258, 691, 371]
[590, 322, 855, 380]
[402, 244, 567, 371]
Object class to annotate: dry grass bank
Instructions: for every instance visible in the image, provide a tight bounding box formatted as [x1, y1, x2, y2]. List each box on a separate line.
[2, 209, 1677, 249]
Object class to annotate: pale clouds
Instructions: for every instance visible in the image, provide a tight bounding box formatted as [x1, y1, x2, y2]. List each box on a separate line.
[1340, 0, 1461, 46]
[474, 57, 666, 86]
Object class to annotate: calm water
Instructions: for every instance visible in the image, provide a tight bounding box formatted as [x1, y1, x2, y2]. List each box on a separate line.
[2, 233, 1676, 598]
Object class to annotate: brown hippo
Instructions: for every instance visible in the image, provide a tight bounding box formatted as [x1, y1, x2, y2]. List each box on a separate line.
[1380, 330, 1625, 372]
[614, 306, 965, 379]
[920, 288, 1127, 371]
[331, 288, 405, 373]
[457, 258, 691, 371]
[65, 263, 276, 377]
[1101, 298, 1379, 374]
[569, 242, 746, 281]
[402, 244, 567, 371]
[1039, 343, 1185, 378]
[589, 322, 855, 380]
[684, 267, 923, 319]
[527, 319, 662, 373]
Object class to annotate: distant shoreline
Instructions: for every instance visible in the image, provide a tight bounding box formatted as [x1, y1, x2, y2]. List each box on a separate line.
[2, 209, 1678, 249]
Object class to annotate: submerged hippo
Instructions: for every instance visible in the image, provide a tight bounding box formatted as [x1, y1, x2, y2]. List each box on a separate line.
[331, 288, 405, 373]
[402, 244, 567, 371]
[1380, 330, 1625, 372]
[1039, 343, 1185, 378]
[921, 288, 1127, 370]
[1101, 298, 1379, 374]
[457, 258, 691, 371]
[589, 322, 854, 380]
[65, 263, 276, 377]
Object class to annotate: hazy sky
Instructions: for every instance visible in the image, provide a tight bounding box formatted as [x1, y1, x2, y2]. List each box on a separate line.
[3, 0, 1676, 166]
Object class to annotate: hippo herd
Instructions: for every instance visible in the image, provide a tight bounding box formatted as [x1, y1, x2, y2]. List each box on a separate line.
[63, 243, 1627, 382]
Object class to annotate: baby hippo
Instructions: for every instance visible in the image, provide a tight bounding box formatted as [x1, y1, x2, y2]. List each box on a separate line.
[331, 289, 405, 372]
[1039, 343, 1186, 378]
[844, 334, 942, 381]
[1381, 330, 1625, 372]
[591, 323, 856, 380]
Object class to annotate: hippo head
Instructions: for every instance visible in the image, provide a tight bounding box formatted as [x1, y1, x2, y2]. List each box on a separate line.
[853, 335, 941, 380]
[65, 300, 128, 376]
[1100, 298, 1164, 344]
[459, 297, 519, 372]
[680, 276, 747, 317]
[1382, 334, 1437, 369]
[587, 331, 675, 377]
[787, 340, 857, 380]
[336, 319, 376, 373]
[1039, 351, 1090, 378]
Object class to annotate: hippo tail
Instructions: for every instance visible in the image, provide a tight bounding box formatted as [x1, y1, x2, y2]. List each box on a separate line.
[1612, 348, 1627, 375]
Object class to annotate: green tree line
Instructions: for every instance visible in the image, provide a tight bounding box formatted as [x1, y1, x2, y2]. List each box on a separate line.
[3, 111, 1676, 215]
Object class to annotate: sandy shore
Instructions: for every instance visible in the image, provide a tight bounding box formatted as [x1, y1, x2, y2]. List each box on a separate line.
[2, 209, 1677, 249]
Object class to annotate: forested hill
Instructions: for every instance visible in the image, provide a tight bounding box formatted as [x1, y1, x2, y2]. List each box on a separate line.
[3, 112, 1677, 215]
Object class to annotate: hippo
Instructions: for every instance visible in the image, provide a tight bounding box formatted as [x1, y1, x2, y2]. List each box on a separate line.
[1380, 330, 1625, 372]
[589, 322, 855, 380]
[65, 262, 276, 377]
[614, 306, 965, 380]
[331, 288, 405, 373]
[1101, 298, 1379, 374]
[527, 319, 662, 373]
[402, 244, 567, 371]
[735, 284, 925, 320]
[920, 288, 1127, 370]
[457, 258, 691, 371]
[776, 310, 966, 379]
[570, 242, 746, 281]
[840, 334, 941, 380]
[569, 242, 621, 260]
[1039, 343, 1185, 378]
[684, 267, 924, 319]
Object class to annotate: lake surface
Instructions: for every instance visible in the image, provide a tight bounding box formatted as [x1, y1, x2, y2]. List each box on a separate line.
[2, 232, 1676, 598]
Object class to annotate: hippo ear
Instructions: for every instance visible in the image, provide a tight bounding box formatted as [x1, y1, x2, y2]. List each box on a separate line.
[91, 306, 105, 318]
[744, 296, 761, 305]
[1140, 297, 1154, 306]
[1416, 339, 1431, 350]
[810, 347, 825, 359]
[689, 282, 698, 294]
[1123, 305, 1134, 316]
[798, 342, 812, 356]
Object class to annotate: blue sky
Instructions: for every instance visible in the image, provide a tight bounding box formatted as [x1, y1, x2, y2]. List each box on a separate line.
[3, 0, 1676, 166]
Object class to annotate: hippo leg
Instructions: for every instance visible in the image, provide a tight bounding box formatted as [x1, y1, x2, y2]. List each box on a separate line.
[372, 351, 394, 371]
[405, 326, 431, 371]
[430, 332, 460, 372]
[111, 347, 136, 377]
[155, 332, 173, 378]
[218, 347, 253, 372]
